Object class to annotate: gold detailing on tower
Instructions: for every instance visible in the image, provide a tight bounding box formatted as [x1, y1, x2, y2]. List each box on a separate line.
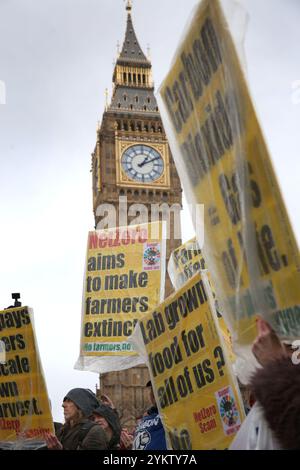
[125, 0, 132, 13]
[113, 64, 153, 88]
[105, 88, 109, 111]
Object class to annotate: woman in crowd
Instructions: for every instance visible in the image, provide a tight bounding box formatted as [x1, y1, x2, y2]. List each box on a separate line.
[98, 393, 134, 449]
[45, 388, 108, 450]
[91, 403, 122, 449]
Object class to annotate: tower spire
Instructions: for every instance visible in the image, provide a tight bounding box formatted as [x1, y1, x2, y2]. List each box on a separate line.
[110, 2, 156, 112]
[118, 1, 148, 64]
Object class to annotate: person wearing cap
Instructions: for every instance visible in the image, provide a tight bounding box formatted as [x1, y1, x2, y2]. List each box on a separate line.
[132, 380, 167, 450]
[45, 388, 108, 450]
[91, 403, 121, 449]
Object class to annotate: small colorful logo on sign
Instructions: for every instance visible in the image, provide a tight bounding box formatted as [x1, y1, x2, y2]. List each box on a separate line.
[143, 243, 161, 270]
[216, 386, 241, 436]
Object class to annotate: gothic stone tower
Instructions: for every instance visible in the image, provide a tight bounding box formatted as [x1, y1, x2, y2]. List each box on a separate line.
[92, 2, 182, 428]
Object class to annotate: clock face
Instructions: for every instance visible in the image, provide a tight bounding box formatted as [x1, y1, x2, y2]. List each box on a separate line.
[121, 145, 164, 183]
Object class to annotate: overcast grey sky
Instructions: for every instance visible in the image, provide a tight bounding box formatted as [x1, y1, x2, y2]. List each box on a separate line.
[0, 0, 299, 423]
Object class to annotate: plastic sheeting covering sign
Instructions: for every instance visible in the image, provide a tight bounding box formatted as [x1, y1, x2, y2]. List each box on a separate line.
[159, 0, 300, 351]
[0, 307, 54, 449]
[168, 238, 235, 363]
[168, 237, 205, 291]
[75, 221, 166, 373]
[131, 272, 245, 450]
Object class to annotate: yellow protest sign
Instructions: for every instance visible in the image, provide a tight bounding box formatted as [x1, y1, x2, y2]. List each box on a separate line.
[75, 221, 166, 373]
[168, 238, 235, 362]
[159, 0, 300, 350]
[0, 307, 54, 448]
[131, 272, 245, 450]
[168, 237, 205, 290]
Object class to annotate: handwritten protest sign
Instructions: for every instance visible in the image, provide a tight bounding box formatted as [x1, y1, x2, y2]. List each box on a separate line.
[131, 272, 245, 450]
[159, 0, 300, 363]
[75, 221, 166, 373]
[0, 307, 54, 448]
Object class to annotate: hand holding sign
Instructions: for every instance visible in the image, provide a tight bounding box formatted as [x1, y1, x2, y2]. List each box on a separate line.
[44, 432, 63, 450]
[252, 317, 287, 367]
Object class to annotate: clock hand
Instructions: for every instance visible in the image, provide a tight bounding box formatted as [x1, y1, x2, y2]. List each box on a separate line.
[137, 157, 150, 168]
[138, 156, 160, 168]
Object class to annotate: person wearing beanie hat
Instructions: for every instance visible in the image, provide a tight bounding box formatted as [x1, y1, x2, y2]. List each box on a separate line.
[45, 388, 108, 450]
[91, 404, 121, 449]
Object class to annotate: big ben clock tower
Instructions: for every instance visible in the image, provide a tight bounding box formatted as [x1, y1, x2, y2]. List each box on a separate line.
[93, 1, 182, 428]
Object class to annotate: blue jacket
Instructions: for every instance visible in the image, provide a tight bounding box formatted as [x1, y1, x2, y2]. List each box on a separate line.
[133, 406, 167, 450]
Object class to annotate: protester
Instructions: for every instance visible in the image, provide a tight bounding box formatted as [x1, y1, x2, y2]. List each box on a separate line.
[132, 380, 167, 450]
[45, 388, 108, 450]
[98, 393, 134, 449]
[91, 403, 121, 449]
[230, 318, 300, 450]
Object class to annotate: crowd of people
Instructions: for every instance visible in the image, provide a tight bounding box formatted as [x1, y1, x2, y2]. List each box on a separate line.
[42, 318, 300, 450]
[44, 380, 166, 450]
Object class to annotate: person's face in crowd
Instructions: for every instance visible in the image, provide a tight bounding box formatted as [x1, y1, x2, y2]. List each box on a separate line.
[92, 413, 113, 439]
[62, 399, 79, 422]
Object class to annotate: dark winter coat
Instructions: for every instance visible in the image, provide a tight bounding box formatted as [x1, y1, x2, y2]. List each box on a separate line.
[56, 419, 108, 450]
